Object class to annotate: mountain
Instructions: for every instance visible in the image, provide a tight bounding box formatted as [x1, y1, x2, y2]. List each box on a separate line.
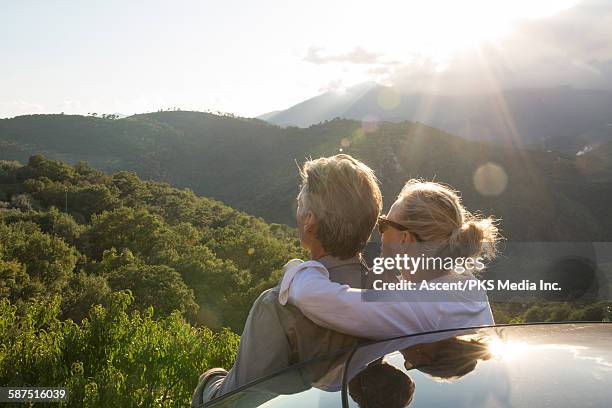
[259, 83, 612, 154]
[2, 111, 612, 241]
[257, 110, 283, 122]
[260, 81, 379, 127]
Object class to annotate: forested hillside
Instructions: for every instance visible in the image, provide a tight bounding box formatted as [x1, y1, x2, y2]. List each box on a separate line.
[0, 155, 610, 407]
[0, 155, 305, 331]
[2, 112, 611, 241]
[0, 155, 306, 406]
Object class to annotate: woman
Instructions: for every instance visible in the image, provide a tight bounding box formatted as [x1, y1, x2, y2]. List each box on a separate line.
[278, 179, 501, 340]
[377, 179, 499, 281]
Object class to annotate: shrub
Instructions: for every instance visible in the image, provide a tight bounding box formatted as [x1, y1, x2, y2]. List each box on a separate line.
[0, 292, 239, 407]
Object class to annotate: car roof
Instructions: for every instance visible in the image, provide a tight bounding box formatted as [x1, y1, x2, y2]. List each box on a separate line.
[206, 322, 612, 407]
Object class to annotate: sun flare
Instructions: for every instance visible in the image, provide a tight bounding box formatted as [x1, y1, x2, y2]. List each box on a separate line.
[340, 0, 581, 69]
[488, 338, 530, 361]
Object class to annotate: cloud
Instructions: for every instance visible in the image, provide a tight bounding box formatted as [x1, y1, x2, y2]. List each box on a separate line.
[318, 78, 346, 93]
[386, 0, 612, 93]
[304, 46, 388, 65]
[305, 1, 612, 94]
[519, 0, 612, 61]
[0, 101, 45, 118]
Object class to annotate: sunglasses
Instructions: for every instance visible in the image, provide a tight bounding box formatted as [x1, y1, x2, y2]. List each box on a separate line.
[377, 215, 423, 242]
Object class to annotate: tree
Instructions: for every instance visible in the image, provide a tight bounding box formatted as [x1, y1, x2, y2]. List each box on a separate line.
[84, 207, 168, 260]
[60, 271, 111, 322]
[20, 155, 76, 183]
[0, 259, 34, 304]
[0, 293, 239, 407]
[107, 264, 198, 320]
[0, 221, 78, 294]
[10, 194, 32, 211]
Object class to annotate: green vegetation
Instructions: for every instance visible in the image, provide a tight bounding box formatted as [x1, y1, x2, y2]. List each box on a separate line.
[2, 112, 611, 240]
[0, 292, 238, 407]
[1, 114, 611, 406]
[492, 302, 612, 324]
[0, 155, 305, 331]
[0, 155, 307, 406]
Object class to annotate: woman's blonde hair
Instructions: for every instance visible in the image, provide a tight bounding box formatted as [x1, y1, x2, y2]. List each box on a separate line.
[395, 179, 500, 259]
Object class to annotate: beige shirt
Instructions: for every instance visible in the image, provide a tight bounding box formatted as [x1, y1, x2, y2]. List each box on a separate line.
[212, 255, 380, 401]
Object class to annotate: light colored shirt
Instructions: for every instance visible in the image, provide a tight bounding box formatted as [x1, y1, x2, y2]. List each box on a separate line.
[203, 256, 372, 404]
[279, 259, 494, 340]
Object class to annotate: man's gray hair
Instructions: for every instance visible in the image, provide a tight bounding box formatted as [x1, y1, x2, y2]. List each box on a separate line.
[298, 154, 382, 259]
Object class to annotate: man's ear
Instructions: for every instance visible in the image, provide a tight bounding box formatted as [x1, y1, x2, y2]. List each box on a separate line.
[303, 211, 317, 233]
[401, 231, 416, 244]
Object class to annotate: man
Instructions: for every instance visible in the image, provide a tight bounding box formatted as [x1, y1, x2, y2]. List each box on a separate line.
[192, 154, 391, 406]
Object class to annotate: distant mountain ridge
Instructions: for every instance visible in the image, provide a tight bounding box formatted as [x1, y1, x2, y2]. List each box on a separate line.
[259, 83, 612, 154]
[259, 82, 379, 127]
[1, 111, 611, 241]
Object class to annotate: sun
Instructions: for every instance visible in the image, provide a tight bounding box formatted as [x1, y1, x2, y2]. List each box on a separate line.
[348, 0, 580, 67]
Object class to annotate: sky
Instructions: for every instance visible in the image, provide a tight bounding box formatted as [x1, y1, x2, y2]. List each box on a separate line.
[1, 0, 610, 118]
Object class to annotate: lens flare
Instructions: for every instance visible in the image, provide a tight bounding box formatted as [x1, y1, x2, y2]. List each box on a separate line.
[352, 127, 366, 142]
[488, 338, 529, 361]
[473, 162, 508, 196]
[377, 87, 401, 110]
[362, 115, 379, 134]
